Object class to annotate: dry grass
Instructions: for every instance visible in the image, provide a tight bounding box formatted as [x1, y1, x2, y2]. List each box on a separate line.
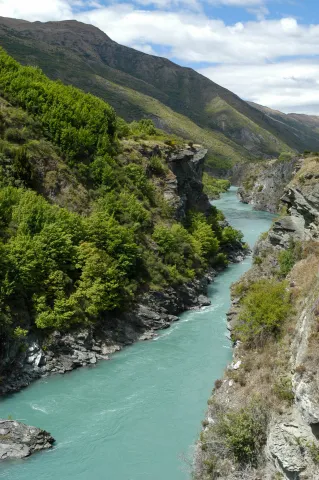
[290, 157, 319, 186]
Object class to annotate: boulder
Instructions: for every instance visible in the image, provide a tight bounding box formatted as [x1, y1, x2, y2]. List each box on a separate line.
[0, 419, 54, 461]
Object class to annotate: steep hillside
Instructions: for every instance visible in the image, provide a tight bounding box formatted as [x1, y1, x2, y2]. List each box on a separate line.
[195, 156, 319, 479]
[2, 16, 318, 165]
[250, 102, 319, 152]
[0, 49, 246, 394]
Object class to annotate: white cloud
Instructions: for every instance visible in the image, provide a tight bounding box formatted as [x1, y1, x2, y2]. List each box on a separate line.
[0, 0, 73, 21]
[199, 61, 319, 114]
[75, 7, 319, 66]
[131, 43, 158, 54]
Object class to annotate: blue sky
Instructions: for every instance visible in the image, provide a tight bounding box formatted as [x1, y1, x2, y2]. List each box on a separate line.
[1, 0, 319, 113]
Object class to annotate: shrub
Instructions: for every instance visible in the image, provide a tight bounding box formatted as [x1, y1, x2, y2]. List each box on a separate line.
[232, 281, 247, 297]
[13, 326, 28, 338]
[234, 280, 292, 347]
[149, 155, 168, 175]
[273, 377, 294, 405]
[306, 441, 319, 464]
[278, 240, 302, 276]
[5, 127, 27, 144]
[213, 252, 228, 267]
[214, 379, 223, 389]
[299, 175, 305, 184]
[202, 173, 231, 199]
[221, 226, 243, 246]
[253, 256, 263, 266]
[129, 119, 157, 136]
[295, 364, 306, 374]
[216, 400, 268, 466]
[0, 48, 118, 164]
[278, 152, 293, 162]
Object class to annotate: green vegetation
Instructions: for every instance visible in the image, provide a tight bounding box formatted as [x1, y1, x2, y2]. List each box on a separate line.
[278, 239, 302, 276]
[234, 280, 292, 347]
[202, 173, 231, 199]
[0, 51, 117, 166]
[217, 401, 268, 465]
[306, 441, 319, 464]
[278, 151, 294, 162]
[273, 377, 294, 405]
[0, 49, 243, 339]
[199, 399, 268, 474]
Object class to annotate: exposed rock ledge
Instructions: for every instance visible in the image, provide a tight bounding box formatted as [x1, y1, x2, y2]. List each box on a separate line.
[0, 420, 54, 461]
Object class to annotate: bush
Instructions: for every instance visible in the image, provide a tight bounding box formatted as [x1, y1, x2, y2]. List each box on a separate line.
[0, 48, 118, 164]
[129, 119, 157, 137]
[4, 127, 27, 144]
[278, 152, 293, 162]
[306, 441, 319, 464]
[218, 403, 267, 465]
[214, 379, 223, 389]
[13, 326, 28, 338]
[273, 377, 294, 404]
[149, 155, 168, 175]
[221, 226, 243, 245]
[215, 400, 268, 466]
[234, 280, 292, 347]
[202, 172, 231, 199]
[213, 252, 228, 267]
[278, 240, 302, 276]
[253, 256, 263, 266]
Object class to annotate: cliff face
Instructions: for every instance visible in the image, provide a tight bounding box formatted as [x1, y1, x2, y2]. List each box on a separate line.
[195, 156, 319, 480]
[235, 157, 300, 213]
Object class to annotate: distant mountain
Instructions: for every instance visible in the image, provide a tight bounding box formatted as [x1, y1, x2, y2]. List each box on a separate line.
[249, 102, 319, 153]
[1, 16, 319, 166]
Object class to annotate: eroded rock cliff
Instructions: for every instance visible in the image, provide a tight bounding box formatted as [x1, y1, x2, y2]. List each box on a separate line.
[236, 157, 300, 213]
[195, 155, 319, 479]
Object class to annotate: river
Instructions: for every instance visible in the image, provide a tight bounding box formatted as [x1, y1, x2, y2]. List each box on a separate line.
[0, 187, 274, 480]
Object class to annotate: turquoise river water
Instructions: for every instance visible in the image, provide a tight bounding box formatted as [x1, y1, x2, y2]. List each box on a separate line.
[0, 187, 274, 480]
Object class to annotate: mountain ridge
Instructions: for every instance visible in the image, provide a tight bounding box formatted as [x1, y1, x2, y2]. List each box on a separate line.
[2, 16, 319, 165]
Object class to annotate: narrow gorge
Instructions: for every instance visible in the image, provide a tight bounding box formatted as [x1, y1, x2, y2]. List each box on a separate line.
[0, 14, 319, 480]
[0, 188, 274, 479]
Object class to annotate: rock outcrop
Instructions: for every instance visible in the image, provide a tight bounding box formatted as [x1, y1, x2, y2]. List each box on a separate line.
[236, 157, 300, 213]
[167, 146, 210, 218]
[0, 420, 54, 461]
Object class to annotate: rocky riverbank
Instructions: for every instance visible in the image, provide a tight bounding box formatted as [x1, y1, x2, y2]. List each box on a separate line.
[0, 420, 54, 461]
[0, 144, 246, 396]
[194, 155, 319, 479]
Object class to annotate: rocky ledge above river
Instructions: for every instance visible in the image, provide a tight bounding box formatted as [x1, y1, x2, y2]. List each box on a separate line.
[0, 420, 54, 461]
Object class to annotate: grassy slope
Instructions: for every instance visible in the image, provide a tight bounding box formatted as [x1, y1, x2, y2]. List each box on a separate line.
[249, 102, 319, 151]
